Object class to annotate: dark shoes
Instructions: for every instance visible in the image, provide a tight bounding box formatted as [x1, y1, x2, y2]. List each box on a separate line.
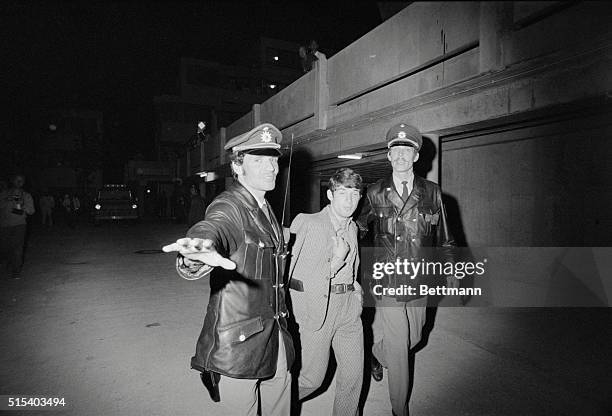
[371, 355, 383, 382]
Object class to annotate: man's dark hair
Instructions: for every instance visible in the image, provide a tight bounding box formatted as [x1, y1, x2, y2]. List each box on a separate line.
[328, 168, 363, 193]
[229, 151, 246, 179]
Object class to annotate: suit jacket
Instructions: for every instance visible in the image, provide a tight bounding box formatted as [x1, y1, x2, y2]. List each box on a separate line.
[288, 205, 361, 331]
[177, 181, 294, 379]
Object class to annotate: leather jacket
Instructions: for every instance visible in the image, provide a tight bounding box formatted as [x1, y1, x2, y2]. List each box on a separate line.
[177, 181, 294, 379]
[358, 175, 455, 301]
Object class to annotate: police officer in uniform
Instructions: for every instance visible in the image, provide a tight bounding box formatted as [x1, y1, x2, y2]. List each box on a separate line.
[163, 123, 294, 415]
[357, 123, 456, 416]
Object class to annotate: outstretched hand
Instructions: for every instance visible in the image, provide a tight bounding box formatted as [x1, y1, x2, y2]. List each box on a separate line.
[162, 238, 236, 270]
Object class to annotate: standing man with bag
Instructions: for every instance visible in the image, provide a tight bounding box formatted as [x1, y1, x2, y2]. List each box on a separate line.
[0, 174, 35, 279]
[358, 123, 456, 416]
[163, 123, 294, 415]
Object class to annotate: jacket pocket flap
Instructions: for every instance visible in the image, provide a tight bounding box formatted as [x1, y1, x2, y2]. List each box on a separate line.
[219, 316, 265, 344]
[244, 231, 274, 248]
[374, 205, 395, 217]
[418, 204, 436, 214]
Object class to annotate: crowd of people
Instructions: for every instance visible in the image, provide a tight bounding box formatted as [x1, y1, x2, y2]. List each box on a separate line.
[27, 189, 83, 230]
[155, 184, 210, 226]
[0, 175, 213, 279]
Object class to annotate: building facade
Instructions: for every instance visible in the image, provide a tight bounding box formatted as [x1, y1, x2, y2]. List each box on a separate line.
[37, 108, 105, 195]
[157, 37, 303, 200]
[175, 1, 612, 302]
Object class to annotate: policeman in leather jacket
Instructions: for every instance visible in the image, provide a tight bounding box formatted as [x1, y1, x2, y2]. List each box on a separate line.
[357, 123, 456, 416]
[163, 123, 294, 415]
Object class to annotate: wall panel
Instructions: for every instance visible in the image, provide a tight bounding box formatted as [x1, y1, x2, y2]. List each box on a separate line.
[442, 109, 612, 247]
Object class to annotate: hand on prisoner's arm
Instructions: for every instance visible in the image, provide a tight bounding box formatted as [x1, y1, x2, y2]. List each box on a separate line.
[163, 238, 236, 273]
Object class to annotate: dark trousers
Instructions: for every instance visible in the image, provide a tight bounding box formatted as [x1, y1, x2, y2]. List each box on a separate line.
[0, 225, 27, 274]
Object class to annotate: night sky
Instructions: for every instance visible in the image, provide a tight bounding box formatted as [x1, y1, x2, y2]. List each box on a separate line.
[2, 1, 381, 179]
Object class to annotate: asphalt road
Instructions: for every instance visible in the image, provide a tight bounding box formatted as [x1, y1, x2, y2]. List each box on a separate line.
[0, 221, 610, 415]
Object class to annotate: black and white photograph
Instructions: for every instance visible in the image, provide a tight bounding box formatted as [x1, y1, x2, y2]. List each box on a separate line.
[1, 1, 611, 415]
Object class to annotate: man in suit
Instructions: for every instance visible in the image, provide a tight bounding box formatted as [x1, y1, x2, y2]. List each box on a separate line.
[289, 168, 364, 416]
[357, 123, 456, 416]
[162, 123, 294, 416]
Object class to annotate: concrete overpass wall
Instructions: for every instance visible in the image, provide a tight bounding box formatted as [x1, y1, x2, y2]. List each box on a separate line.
[180, 1, 611, 215]
[327, 2, 480, 106]
[260, 69, 315, 129]
[205, 1, 610, 158]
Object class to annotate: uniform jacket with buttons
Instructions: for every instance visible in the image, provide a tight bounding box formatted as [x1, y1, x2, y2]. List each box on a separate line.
[357, 175, 455, 301]
[288, 205, 362, 331]
[177, 181, 294, 379]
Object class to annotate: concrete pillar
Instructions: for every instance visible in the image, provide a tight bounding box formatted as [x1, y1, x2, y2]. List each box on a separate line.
[252, 103, 261, 126]
[479, 1, 513, 73]
[313, 53, 329, 130]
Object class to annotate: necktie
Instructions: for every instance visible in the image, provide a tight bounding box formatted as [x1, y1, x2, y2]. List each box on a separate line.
[401, 181, 410, 203]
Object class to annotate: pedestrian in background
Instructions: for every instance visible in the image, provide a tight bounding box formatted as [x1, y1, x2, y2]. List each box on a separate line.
[62, 194, 75, 228]
[188, 185, 206, 227]
[0, 174, 35, 279]
[299, 39, 322, 72]
[39, 191, 55, 227]
[71, 194, 81, 225]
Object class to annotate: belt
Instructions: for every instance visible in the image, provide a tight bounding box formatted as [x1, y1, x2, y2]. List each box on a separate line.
[330, 283, 354, 294]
